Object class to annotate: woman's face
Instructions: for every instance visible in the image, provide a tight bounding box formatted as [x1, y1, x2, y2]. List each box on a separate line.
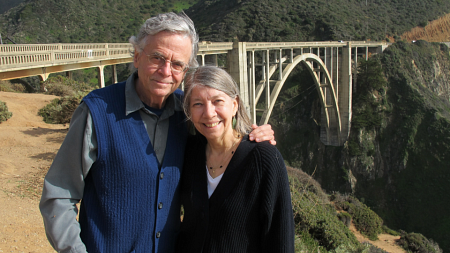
[189, 85, 238, 142]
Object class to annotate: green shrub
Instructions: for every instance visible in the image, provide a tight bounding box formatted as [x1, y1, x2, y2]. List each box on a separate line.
[332, 194, 383, 240]
[397, 231, 443, 253]
[359, 242, 389, 253]
[45, 82, 77, 97]
[0, 81, 15, 92]
[337, 212, 352, 227]
[0, 80, 26, 93]
[39, 76, 95, 124]
[43, 75, 94, 97]
[38, 91, 89, 124]
[287, 167, 360, 251]
[382, 225, 400, 236]
[0, 101, 13, 123]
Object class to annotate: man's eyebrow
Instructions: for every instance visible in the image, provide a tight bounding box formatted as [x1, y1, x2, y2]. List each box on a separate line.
[150, 52, 164, 57]
[152, 51, 186, 63]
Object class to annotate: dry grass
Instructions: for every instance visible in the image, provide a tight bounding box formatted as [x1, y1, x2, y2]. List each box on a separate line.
[402, 13, 450, 42]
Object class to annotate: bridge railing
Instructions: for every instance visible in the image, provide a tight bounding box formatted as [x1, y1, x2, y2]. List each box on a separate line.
[197, 41, 233, 54]
[0, 43, 132, 71]
[0, 41, 389, 71]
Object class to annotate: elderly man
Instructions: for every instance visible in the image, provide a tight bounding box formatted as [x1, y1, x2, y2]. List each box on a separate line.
[39, 12, 274, 253]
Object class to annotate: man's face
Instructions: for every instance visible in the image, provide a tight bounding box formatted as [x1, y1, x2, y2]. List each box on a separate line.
[133, 31, 192, 107]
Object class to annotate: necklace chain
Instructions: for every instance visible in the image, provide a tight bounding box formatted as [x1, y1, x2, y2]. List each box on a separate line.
[206, 136, 241, 176]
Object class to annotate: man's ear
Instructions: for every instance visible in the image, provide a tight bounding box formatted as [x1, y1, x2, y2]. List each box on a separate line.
[133, 50, 140, 69]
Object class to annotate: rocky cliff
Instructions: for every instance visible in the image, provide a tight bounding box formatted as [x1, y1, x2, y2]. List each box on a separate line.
[272, 41, 450, 251]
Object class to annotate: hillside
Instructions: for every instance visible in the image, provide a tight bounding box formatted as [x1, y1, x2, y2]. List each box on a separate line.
[402, 12, 450, 42]
[2, 0, 450, 44]
[0, 0, 197, 44]
[186, 0, 450, 42]
[269, 40, 450, 252]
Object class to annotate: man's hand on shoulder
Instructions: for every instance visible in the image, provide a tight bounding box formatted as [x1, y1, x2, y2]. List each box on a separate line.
[248, 124, 276, 145]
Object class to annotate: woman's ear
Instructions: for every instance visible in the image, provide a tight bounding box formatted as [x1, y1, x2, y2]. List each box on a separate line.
[233, 96, 239, 115]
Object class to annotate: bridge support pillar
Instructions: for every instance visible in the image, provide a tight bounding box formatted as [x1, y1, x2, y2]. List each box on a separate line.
[38, 73, 49, 82]
[227, 41, 249, 113]
[38, 72, 49, 92]
[112, 65, 118, 84]
[376, 45, 384, 54]
[98, 65, 105, 88]
[338, 42, 352, 144]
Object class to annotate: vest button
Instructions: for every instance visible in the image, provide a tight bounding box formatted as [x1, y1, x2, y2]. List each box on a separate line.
[160, 172, 164, 179]
[158, 202, 163, 209]
[156, 232, 161, 238]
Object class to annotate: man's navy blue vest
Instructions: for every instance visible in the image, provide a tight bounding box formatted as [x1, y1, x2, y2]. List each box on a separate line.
[80, 81, 187, 253]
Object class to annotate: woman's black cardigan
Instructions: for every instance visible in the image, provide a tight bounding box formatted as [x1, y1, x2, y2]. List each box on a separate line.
[176, 135, 295, 253]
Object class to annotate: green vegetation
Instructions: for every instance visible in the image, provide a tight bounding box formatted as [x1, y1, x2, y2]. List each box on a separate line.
[0, 100, 12, 123]
[43, 75, 96, 97]
[288, 168, 388, 252]
[3, 0, 450, 45]
[0, 0, 198, 44]
[38, 76, 94, 124]
[397, 231, 443, 253]
[187, 0, 450, 42]
[353, 58, 386, 130]
[38, 92, 87, 124]
[289, 168, 359, 251]
[0, 80, 26, 93]
[365, 41, 450, 252]
[333, 194, 383, 241]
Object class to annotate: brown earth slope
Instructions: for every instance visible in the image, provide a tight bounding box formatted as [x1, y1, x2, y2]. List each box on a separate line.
[401, 12, 450, 42]
[0, 91, 405, 252]
[0, 91, 67, 253]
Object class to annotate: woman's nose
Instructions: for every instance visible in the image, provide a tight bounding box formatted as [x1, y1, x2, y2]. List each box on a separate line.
[204, 103, 216, 117]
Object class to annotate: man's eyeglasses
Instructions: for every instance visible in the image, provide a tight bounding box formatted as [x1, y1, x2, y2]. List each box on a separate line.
[145, 52, 188, 74]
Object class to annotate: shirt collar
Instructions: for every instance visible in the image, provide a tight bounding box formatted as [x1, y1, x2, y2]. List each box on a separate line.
[125, 71, 183, 117]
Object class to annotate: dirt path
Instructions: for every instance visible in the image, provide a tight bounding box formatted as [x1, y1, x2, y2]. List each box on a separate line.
[0, 91, 405, 253]
[349, 222, 405, 253]
[0, 91, 67, 253]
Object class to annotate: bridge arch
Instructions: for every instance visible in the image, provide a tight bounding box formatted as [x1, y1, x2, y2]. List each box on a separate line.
[258, 53, 341, 144]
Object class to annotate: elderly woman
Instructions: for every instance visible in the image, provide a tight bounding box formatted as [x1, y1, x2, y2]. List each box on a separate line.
[176, 66, 295, 253]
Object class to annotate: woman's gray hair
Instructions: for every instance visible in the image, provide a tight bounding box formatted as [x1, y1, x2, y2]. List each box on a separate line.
[183, 66, 253, 136]
[129, 12, 199, 68]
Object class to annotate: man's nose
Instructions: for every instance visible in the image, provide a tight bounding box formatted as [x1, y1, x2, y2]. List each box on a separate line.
[159, 61, 172, 76]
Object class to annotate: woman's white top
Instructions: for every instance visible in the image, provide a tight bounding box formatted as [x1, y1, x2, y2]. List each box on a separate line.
[206, 165, 224, 198]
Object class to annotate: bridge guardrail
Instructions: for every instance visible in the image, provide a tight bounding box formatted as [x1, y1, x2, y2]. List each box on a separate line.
[0, 43, 133, 71]
[0, 41, 388, 72]
[197, 42, 233, 54]
[0, 43, 131, 53]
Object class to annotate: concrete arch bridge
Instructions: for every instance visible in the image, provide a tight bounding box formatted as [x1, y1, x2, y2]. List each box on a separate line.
[0, 41, 387, 145]
[199, 41, 387, 146]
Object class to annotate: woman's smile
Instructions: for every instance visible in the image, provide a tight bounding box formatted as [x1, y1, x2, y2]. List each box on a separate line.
[204, 122, 221, 128]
